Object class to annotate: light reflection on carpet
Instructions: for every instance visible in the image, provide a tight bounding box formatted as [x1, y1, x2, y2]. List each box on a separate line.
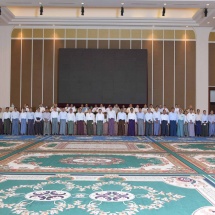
[28, 141, 164, 153]
[162, 142, 215, 152]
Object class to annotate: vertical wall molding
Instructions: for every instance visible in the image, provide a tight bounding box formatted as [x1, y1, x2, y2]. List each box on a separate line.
[151, 29, 154, 104]
[53, 29, 56, 104]
[41, 29, 44, 104]
[184, 30, 187, 109]
[162, 30, 164, 105]
[20, 28, 23, 108]
[173, 30, 176, 107]
[31, 29, 33, 107]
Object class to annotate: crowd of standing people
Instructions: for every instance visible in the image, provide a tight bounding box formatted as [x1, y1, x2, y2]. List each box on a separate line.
[0, 103, 214, 137]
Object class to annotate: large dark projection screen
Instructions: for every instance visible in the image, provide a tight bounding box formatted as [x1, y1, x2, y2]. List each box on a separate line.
[58, 49, 148, 104]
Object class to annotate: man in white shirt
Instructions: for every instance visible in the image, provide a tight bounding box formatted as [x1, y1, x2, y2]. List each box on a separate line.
[99, 104, 106, 113]
[145, 108, 153, 136]
[208, 110, 215, 137]
[134, 105, 139, 113]
[0, 108, 3, 134]
[113, 104, 120, 114]
[43, 108, 51, 135]
[27, 108, 35, 135]
[107, 106, 116, 136]
[187, 109, 196, 137]
[20, 108, 27, 135]
[67, 108, 76, 135]
[153, 107, 161, 136]
[117, 107, 127, 135]
[169, 107, 178, 136]
[161, 110, 169, 136]
[195, 109, 202, 137]
[3, 107, 11, 135]
[76, 108, 86, 135]
[86, 109, 95, 135]
[96, 109, 105, 135]
[201, 110, 208, 137]
[58, 108, 67, 135]
[34, 108, 43, 135]
[174, 104, 180, 114]
[92, 105, 98, 114]
[136, 108, 144, 136]
[39, 103, 45, 113]
[126, 104, 133, 114]
[11, 107, 20, 135]
[51, 107, 59, 135]
[127, 108, 137, 136]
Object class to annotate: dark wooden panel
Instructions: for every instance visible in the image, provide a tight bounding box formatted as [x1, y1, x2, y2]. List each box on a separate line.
[98, 40, 108, 49]
[43, 40, 53, 107]
[131, 40, 141, 49]
[209, 43, 215, 86]
[175, 41, 185, 109]
[186, 41, 196, 109]
[164, 41, 174, 108]
[88, 40, 97, 49]
[110, 40, 119, 49]
[21, 40, 32, 108]
[32, 40, 43, 108]
[55, 40, 65, 103]
[77, 40, 86, 48]
[121, 40, 130, 49]
[142, 40, 152, 104]
[153, 41, 163, 106]
[11, 40, 21, 108]
[66, 40, 75, 48]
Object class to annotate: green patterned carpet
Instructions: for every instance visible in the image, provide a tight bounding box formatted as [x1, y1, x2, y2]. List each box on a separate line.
[0, 135, 214, 214]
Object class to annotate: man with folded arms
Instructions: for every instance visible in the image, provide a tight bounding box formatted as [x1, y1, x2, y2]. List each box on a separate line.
[76, 108, 86, 135]
[51, 107, 59, 135]
[27, 108, 35, 135]
[67, 109, 76, 135]
[96, 109, 105, 136]
[86, 109, 95, 136]
[208, 110, 215, 137]
[117, 108, 127, 136]
[43, 108, 51, 135]
[34, 108, 43, 135]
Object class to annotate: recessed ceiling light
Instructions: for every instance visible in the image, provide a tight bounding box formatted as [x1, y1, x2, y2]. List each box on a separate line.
[81, 2, 84, 5]
[186, 26, 188, 27]
[213, 17, 215, 19]
[121, 3, 124, 5]
[206, 3, 209, 6]
[164, 3, 166, 6]
[207, 22, 210, 24]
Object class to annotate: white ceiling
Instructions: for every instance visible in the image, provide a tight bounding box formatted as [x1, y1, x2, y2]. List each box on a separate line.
[0, 0, 215, 28]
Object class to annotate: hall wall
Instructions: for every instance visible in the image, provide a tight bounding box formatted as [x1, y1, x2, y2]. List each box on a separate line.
[11, 28, 196, 109]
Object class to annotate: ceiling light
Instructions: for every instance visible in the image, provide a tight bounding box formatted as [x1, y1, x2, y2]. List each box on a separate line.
[164, 3, 166, 6]
[204, 8, 208, 17]
[162, 7, 165, 16]
[121, 3, 124, 16]
[40, 4, 43, 15]
[206, 4, 209, 6]
[81, 3, 84, 16]
[207, 22, 210, 24]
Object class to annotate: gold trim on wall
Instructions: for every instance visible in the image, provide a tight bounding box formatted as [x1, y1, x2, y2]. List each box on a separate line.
[209, 32, 215, 42]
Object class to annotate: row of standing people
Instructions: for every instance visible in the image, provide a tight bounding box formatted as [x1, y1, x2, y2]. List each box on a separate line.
[0, 105, 214, 137]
